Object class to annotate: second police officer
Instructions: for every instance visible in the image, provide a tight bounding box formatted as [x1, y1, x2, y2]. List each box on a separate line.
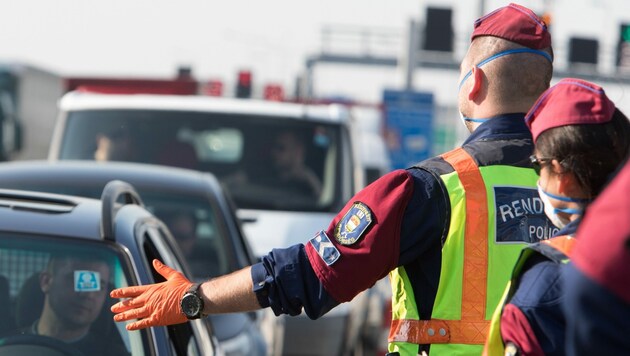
[484, 80, 630, 355]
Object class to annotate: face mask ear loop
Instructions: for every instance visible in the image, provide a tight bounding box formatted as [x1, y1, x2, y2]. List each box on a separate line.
[458, 48, 552, 90]
[539, 188, 592, 204]
[462, 116, 490, 123]
[458, 70, 473, 91]
[553, 207, 584, 216]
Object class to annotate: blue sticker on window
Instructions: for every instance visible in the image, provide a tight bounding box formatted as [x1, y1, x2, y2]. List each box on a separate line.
[74, 270, 101, 292]
[310, 231, 340, 266]
[494, 186, 559, 243]
[334, 202, 373, 245]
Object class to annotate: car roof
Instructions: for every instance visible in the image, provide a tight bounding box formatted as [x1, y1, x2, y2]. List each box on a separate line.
[0, 186, 148, 241]
[59, 91, 351, 124]
[0, 160, 222, 197]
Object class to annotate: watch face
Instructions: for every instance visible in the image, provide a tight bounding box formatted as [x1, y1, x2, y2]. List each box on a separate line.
[181, 293, 202, 318]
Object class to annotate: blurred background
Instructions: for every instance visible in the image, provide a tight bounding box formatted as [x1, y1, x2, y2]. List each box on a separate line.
[0, 1, 628, 355]
[1, 0, 629, 165]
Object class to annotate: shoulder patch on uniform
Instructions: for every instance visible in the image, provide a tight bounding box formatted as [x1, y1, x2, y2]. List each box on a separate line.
[309, 231, 340, 266]
[334, 201, 373, 245]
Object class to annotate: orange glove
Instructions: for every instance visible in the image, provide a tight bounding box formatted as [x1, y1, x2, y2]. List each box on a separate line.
[110, 259, 194, 330]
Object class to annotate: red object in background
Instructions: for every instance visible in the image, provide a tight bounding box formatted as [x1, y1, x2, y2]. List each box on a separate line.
[65, 77, 199, 95]
[236, 70, 253, 98]
[263, 84, 284, 101]
[238, 71, 252, 85]
[203, 80, 224, 97]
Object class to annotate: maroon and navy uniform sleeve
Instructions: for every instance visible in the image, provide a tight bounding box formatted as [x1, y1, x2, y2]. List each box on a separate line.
[250, 168, 448, 318]
[499, 221, 580, 356]
[304, 169, 413, 303]
[500, 256, 560, 356]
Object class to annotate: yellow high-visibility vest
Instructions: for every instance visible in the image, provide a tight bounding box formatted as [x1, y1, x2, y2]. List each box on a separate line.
[388, 147, 542, 355]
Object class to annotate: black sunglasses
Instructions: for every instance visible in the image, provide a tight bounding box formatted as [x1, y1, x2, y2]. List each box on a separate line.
[529, 155, 552, 175]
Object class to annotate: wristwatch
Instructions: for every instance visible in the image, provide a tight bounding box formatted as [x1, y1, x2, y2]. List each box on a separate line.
[181, 283, 205, 320]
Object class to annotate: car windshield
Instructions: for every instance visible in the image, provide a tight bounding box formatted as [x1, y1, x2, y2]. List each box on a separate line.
[0, 233, 142, 356]
[60, 110, 345, 212]
[0, 182, 237, 282]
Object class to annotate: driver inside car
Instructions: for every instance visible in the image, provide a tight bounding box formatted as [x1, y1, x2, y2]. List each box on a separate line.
[11, 253, 129, 356]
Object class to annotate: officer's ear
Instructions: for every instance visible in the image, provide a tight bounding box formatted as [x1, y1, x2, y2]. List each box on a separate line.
[468, 66, 484, 101]
[552, 160, 583, 197]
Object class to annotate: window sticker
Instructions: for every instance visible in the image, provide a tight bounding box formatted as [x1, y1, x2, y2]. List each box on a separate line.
[74, 270, 101, 292]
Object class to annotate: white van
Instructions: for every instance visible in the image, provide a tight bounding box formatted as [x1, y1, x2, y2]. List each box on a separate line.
[48, 91, 370, 356]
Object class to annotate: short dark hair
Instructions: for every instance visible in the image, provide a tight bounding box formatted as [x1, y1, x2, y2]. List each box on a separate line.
[45, 251, 112, 275]
[536, 108, 630, 198]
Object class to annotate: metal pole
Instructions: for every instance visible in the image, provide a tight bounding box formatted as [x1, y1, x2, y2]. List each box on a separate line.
[305, 63, 314, 100]
[403, 19, 419, 91]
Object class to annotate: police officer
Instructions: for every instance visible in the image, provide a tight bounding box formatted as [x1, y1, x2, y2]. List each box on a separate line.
[111, 4, 555, 355]
[484, 79, 630, 355]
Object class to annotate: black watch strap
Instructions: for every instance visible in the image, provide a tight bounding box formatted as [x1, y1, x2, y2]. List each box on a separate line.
[187, 282, 202, 295]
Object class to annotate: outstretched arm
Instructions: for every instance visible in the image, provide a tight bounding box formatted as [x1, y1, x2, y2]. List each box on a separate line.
[199, 265, 261, 314]
[111, 169, 427, 330]
[110, 259, 260, 330]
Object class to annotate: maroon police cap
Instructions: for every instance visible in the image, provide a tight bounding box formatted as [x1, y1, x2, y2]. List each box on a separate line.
[471, 3, 551, 49]
[525, 78, 616, 142]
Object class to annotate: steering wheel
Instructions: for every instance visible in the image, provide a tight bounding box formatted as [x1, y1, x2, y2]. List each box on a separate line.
[0, 334, 85, 356]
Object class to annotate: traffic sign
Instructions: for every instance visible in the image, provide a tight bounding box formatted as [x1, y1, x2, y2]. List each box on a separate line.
[382, 89, 434, 170]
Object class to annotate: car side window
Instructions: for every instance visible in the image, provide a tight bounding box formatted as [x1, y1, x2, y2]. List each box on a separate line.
[141, 225, 207, 356]
[147, 197, 232, 281]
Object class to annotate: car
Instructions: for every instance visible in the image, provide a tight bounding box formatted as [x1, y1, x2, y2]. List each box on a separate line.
[0, 181, 220, 355]
[0, 160, 282, 356]
[48, 91, 371, 355]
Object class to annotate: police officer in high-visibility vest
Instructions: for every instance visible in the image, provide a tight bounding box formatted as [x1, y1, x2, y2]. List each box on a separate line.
[109, 4, 557, 355]
[484, 79, 630, 355]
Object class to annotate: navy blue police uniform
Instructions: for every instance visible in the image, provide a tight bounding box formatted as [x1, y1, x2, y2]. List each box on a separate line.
[250, 114, 551, 333]
[500, 219, 579, 355]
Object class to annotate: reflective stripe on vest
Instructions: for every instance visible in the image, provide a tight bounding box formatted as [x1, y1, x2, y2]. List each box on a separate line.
[483, 235, 576, 355]
[389, 147, 541, 355]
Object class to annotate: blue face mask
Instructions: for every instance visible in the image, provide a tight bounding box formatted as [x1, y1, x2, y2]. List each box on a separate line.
[537, 183, 590, 229]
[458, 48, 552, 125]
